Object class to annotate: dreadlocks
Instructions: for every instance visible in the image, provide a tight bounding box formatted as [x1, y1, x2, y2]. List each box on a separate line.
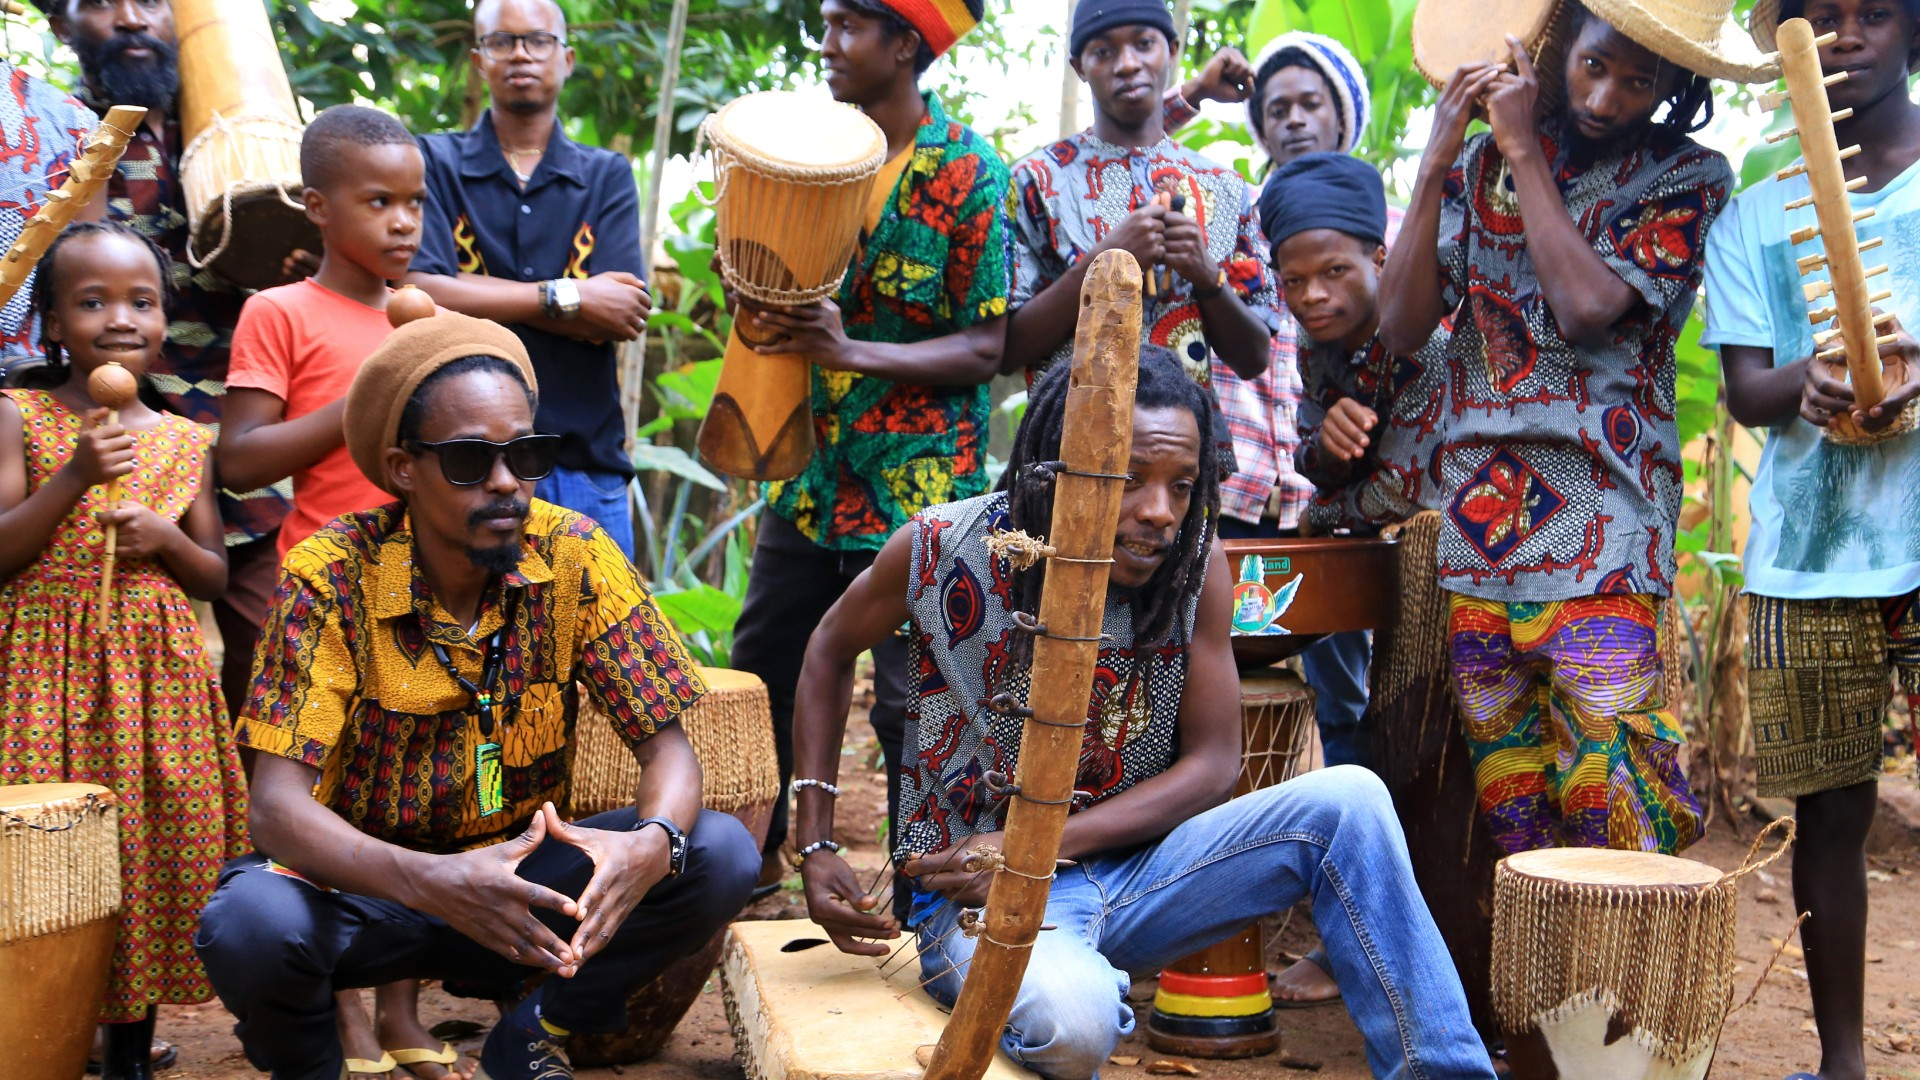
[1565, 2, 1715, 134]
[1001, 345, 1220, 656]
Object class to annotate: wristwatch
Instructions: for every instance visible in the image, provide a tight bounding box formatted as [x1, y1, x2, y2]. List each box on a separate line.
[634, 816, 688, 878]
[542, 277, 582, 320]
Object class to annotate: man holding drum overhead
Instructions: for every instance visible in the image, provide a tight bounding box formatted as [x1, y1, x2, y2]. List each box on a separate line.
[1704, 3, 1920, 1077]
[39, 0, 290, 721]
[196, 310, 759, 1080]
[729, 0, 1009, 892]
[407, 0, 651, 560]
[1379, 0, 1772, 857]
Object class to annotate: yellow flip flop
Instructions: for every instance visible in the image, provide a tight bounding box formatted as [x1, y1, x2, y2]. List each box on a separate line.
[345, 1053, 398, 1077]
[388, 1044, 460, 1077]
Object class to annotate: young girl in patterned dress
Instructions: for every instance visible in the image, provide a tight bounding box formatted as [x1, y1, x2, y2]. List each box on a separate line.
[0, 222, 248, 1079]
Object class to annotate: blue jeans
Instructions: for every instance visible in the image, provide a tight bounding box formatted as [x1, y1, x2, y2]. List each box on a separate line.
[535, 465, 635, 560]
[1302, 630, 1373, 769]
[915, 767, 1491, 1080]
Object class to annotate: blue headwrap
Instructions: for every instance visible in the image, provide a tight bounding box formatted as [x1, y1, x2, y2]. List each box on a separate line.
[1259, 152, 1387, 253]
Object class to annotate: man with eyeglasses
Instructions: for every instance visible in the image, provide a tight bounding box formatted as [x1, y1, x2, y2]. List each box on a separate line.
[407, 0, 650, 559]
[197, 310, 759, 1080]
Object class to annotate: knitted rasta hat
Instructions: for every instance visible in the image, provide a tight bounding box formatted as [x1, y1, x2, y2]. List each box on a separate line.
[343, 310, 537, 495]
[1246, 31, 1370, 156]
[865, 0, 986, 57]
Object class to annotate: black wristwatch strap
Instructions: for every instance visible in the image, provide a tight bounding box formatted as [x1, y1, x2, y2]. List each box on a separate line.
[634, 815, 688, 877]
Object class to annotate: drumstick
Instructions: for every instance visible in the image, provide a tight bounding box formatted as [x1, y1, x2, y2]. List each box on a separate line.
[1772, 18, 1890, 419]
[89, 362, 138, 612]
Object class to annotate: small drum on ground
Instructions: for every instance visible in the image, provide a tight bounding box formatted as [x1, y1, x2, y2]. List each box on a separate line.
[173, 0, 321, 290]
[1491, 827, 1790, 1080]
[564, 668, 779, 1066]
[0, 783, 121, 1080]
[1145, 668, 1316, 1058]
[697, 91, 886, 482]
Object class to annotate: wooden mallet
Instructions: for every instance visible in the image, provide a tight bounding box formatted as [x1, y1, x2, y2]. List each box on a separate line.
[89, 361, 137, 610]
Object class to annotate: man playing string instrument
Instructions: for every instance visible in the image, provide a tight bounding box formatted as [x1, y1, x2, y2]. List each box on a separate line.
[789, 346, 1493, 1080]
[1703, 3, 1920, 1077]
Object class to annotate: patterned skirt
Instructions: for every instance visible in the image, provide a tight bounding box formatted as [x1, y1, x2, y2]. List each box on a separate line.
[0, 563, 249, 1021]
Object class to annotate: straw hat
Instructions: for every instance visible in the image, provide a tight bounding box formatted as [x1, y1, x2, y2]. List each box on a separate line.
[1580, 0, 1781, 82]
[1412, 0, 1778, 91]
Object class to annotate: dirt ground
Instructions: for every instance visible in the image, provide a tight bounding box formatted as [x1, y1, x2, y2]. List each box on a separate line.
[150, 706, 1920, 1080]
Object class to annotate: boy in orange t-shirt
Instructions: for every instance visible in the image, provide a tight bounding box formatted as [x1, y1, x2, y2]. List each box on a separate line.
[221, 105, 424, 557]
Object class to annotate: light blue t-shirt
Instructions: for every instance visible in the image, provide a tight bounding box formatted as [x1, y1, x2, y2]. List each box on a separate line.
[1702, 157, 1920, 599]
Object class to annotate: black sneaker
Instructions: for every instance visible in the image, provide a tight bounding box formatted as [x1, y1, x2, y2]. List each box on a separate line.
[472, 994, 572, 1080]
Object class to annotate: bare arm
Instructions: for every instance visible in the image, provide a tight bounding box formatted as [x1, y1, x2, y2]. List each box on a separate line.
[1721, 344, 1805, 429]
[747, 305, 1007, 386]
[403, 270, 650, 343]
[1482, 45, 1637, 345]
[217, 388, 344, 493]
[1004, 204, 1171, 375]
[1724, 324, 1920, 432]
[793, 527, 915, 954]
[132, 454, 228, 601]
[0, 400, 130, 580]
[1378, 64, 1504, 356]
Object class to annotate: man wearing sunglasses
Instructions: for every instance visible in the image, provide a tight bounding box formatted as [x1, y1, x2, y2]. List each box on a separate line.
[197, 311, 760, 1080]
[407, 0, 650, 559]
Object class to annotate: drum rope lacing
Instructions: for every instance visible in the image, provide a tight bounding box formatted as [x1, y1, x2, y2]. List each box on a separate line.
[178, 106, 305, 271]
[0, 792, 121, 944]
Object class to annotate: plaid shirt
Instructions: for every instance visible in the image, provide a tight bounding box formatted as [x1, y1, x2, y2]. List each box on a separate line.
[1212, 320, 1307, 528]
[81, 89, 289, 545]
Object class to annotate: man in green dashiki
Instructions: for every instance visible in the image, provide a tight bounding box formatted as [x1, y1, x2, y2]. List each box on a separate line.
[731, 0, 1010, 886]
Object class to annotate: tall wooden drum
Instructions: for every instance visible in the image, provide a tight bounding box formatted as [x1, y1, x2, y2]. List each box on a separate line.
[1491, 841, 1776, 1080]
[1145, 669, 1315, 1058]
[697, 92, 886, 482]
[0, 783, 121, 1080]
[173, 0, 321, 289]
[565, 667, 779, 1066]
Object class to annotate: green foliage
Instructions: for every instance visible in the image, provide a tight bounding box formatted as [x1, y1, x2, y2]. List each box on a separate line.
[272, 0, 817, 155]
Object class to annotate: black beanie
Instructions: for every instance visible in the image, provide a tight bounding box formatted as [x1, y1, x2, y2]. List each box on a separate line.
[1259, 152, 1387, 253]
[1069, 0, 1178, 60]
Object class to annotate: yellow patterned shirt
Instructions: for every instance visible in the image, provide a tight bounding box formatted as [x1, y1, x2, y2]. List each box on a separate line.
[238, 500, 706, 853]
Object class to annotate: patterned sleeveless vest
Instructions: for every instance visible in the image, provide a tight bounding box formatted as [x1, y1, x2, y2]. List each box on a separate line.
[895, 491, 1201, 862]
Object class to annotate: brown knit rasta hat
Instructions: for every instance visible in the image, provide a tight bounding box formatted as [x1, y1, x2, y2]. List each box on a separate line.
[343, 310, 537, 495]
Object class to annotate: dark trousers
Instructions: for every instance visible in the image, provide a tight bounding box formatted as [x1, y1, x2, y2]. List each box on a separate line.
[194, 808, 757, 1080]
[731, 512, 910, 856]
[213, 532, 281, 718]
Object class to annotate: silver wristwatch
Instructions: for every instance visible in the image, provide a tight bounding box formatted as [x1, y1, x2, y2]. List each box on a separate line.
[545, 277, 581, 320]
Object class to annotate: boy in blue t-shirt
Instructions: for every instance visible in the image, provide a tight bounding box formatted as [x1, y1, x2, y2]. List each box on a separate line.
[1702, 2, 1920, 1076]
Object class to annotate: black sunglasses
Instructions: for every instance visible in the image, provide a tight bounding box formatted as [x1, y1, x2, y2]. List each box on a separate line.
[407, 434, 561, 486]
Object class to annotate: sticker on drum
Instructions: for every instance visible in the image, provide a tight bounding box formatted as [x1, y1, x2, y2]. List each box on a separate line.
[1230, 554, 1301, 636]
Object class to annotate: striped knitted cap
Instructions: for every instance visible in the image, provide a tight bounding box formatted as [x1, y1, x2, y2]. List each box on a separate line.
[1247, 31, 1369, 157]
[871, 0, 985, 58]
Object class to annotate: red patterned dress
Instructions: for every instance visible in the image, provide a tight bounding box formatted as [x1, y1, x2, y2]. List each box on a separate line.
[0, 388, 248, 1021]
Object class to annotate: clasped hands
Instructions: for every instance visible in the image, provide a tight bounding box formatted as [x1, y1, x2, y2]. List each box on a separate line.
[413, 802, 671, 976]
[1802, 311, 1920, 432]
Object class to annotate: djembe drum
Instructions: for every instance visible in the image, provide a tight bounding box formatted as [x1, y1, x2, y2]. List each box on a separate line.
[1145, 670, 1316, 1058]
[1146, 537, 1400, 1057]
[173, 0, 321, 289]
[0, 783, 122, 1080]
[1412, 0, 1576, 114]
[565, 667, 780, 1066]
[697, 91, 886, 481]
[1491, 826, 1791, 1080]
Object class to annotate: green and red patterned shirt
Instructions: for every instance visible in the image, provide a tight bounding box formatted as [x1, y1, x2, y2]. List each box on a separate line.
[765, 91, 1011, 552]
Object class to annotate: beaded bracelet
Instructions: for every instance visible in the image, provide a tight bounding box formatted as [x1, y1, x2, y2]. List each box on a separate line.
[796, 839, 842, 860]
[792, 778, 843, 797]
